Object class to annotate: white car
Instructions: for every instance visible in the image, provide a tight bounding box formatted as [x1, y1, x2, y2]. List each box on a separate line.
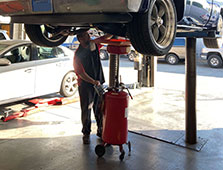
[200, 46, 223, 68]
[0, 29, 10, 40]
[0, 40, 78, 105]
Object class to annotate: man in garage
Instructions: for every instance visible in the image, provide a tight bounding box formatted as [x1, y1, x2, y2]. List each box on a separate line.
[73, 30, 112, 144]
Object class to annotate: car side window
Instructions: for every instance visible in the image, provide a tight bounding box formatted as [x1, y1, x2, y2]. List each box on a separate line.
[192, 2, 203, 8]
[2, 45, 31, 64]
[37, 46, 58, 59]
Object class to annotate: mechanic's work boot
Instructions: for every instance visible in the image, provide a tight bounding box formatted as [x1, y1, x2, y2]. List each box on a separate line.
[82, 134, 90, 144]
[96, 128, 102, 138]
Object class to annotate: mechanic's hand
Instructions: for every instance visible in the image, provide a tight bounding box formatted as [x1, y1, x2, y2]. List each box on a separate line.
[94, 80, 101, 86]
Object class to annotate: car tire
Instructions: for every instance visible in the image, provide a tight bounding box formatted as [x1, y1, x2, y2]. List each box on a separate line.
[60, 71, 78, 97]
[165, 53, 179, 65]
[24, 24, 68, 47]
[203, 15, 223, 49]
[100, 49, 109, 60]
[127, 0, 177, 56]
[128, 50, 137, 62]
[207, 54, 223, 68]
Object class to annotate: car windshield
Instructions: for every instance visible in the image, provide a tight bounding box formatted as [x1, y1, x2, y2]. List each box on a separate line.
[0, 44, 10, 52]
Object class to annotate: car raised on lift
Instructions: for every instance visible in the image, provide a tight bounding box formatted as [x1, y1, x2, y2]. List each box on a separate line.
[0, 0, 222, 56]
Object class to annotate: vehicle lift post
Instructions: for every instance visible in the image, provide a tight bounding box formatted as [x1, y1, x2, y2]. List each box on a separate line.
[177, 31, 211, 148]
[134, 37, 198, 145]
[185, 37, 197, 144]
[134, 54, 156, 87]
[142, 55, 156, 87]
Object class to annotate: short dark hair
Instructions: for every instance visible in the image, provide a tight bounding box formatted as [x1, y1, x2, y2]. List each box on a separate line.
[76, 29, 89, 41]
[77, 31, 87, 41]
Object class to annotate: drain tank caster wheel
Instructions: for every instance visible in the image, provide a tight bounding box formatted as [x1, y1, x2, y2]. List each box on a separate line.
[119, 150, 125, 161]
[95, 145, 105, 157]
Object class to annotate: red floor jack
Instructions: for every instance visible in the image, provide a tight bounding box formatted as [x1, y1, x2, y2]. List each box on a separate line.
[95, 39, 132, 161]
[1, 97, 79, 122]
[1, 107, 35, 122]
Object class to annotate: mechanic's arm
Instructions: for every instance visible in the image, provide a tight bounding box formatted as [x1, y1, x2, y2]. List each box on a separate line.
[78, 72, 100, 86]
[93, 33, 113, 44]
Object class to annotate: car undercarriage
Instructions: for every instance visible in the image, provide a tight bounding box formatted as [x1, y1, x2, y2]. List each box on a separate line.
[0, 0, 222, 55]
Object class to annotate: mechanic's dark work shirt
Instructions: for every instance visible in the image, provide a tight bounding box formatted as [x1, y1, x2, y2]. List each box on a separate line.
[74, 43, 104, 86]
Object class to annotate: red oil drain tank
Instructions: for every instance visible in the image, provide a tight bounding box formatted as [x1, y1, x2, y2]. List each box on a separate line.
[102, 90, 129, 145]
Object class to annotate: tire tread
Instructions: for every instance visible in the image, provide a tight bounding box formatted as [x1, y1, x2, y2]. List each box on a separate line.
[25, 24, 67, 47]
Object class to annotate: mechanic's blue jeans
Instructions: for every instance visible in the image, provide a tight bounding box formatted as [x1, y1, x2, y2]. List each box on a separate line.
[78, 83, 102, 135]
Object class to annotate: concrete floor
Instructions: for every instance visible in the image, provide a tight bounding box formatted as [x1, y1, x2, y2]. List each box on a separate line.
[0, 84, 223, 170]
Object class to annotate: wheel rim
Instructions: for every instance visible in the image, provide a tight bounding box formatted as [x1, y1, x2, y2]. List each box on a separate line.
[64, 72, 78, 96]
[167, 55, 176, 64]
[210, 57, 220, 67]
[41, 25, 66, 43]
[150, 0, 176, 48]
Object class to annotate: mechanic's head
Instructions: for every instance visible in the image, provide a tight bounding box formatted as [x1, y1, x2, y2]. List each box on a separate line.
[77, 31, 90, 47]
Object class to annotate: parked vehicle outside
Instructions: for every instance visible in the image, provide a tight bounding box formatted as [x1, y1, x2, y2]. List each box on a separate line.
[158, 38, 185, 64]
[0, 29, 10, 40]
[0, 0, 222, 56]
[200, 46, 223, 68]
[0, 40, 78, 105]
[129, 38, 186, 65]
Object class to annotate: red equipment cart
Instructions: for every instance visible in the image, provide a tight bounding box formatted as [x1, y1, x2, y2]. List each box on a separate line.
[95, 84, 132, 161]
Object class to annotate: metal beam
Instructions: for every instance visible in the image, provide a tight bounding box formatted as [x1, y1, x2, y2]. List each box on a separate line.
[177, 31, 218, 38]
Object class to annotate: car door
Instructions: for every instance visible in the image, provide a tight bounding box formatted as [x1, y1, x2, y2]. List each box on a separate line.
[34, 46, 65, 96]
[0, 44, 35, 103]
[170, 38, 186, 59]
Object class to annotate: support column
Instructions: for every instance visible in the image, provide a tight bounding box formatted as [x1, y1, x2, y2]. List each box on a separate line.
[185, 37, 197, 144]
[149, 56, 156, 87]
[142, 56, 149, 87]
[10, 23, 14, 39]
[142, 55, 156, 87]
[13, 24, 25, 40]
[137, 69, 143, 87]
